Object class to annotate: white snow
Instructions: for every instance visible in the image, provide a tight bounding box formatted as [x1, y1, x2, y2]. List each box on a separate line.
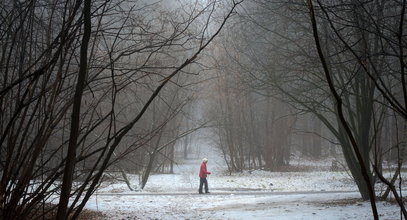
[86, 145, 406, 219]
[87, 191, 401, 220]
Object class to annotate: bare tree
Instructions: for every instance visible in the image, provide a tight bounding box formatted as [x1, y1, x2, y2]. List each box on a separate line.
[307, 0, 407, 218]
[0, 0, 242, 219]
[211, 0, 407, 206]
[307, 0, 379, 218]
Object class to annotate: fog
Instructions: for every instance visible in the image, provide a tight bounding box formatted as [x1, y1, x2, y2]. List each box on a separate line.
[0, 0, 406, 219]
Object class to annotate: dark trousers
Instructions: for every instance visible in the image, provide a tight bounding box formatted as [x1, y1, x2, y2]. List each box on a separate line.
[199, 177, 208, 193]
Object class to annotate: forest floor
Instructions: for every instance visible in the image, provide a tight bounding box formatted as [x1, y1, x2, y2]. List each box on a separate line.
[83, 146, 406, 219]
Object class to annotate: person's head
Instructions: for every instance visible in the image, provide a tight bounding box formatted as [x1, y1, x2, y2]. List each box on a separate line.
[202, 158, 208, 163]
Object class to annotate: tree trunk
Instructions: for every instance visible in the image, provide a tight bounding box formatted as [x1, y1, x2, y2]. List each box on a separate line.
[307, 1, 378, 218]
[56, 0, 91, 218]
[312, 116, 322, 159]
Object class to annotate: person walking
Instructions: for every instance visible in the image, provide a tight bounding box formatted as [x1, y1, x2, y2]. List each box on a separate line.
[199, 158, 211, 194]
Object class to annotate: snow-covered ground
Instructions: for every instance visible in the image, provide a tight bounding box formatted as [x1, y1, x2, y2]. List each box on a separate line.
[86, 192, 401, 219]
[86, 145, 405, 219]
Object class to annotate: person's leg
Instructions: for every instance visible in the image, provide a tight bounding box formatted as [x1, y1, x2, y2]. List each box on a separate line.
[199, 178, 204, 193]
[204, 178, 209, 193]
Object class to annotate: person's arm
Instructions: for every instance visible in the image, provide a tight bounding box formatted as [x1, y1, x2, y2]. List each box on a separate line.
[206, 164, 211, 175]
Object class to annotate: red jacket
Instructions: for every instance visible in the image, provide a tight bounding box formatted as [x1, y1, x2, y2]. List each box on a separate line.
[199, 162, 211, 178]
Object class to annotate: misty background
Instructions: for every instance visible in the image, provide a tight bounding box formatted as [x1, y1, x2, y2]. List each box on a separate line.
[0, 0, 406, 219]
